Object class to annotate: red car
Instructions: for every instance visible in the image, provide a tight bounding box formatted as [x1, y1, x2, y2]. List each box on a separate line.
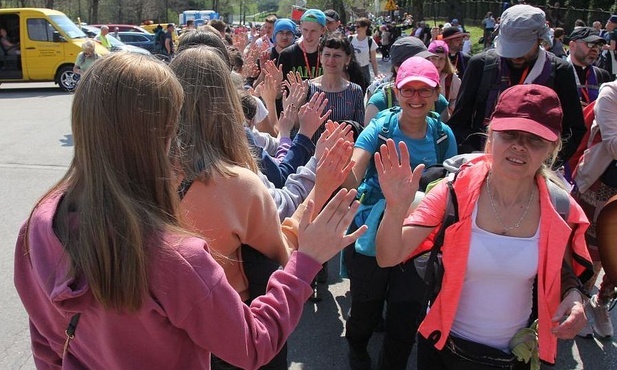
[90, 24, 150, 33]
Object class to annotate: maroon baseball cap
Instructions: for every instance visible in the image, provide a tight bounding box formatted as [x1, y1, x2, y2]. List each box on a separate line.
[490, 84, 562, 142]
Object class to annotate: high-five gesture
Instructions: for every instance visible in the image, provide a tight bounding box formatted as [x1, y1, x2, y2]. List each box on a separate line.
[374, 139, 425, 213]
[298, 92, 331, 138]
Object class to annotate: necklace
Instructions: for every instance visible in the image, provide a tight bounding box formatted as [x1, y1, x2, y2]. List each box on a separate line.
[485, 173, 534, 235]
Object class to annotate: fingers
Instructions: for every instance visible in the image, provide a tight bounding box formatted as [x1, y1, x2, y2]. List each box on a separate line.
[315, 188, 358, 225]
[298, 199, 316, 234]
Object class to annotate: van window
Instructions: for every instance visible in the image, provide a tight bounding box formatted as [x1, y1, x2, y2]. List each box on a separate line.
[27, 19, 55, 41]
[49, 15, 86, 39]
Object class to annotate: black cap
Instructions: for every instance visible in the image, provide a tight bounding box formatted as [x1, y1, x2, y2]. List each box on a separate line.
[324, 9, 340, 22]
[569, 27, 605, 43]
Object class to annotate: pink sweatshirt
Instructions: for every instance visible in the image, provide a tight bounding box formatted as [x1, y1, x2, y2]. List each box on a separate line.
[14, 191, 320, 369]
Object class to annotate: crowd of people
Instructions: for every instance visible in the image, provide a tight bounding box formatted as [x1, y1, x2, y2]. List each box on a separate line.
[13, 4, 617, 370]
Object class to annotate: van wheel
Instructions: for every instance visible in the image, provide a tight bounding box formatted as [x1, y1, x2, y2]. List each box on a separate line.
[57, 66, 78, 92]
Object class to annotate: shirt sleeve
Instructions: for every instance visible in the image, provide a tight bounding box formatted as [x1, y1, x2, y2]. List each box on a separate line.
[367, 88, 388, 112]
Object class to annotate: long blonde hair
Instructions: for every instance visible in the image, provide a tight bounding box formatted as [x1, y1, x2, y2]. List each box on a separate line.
[170, 46, 258, 182]
[27, 52, 184, 311]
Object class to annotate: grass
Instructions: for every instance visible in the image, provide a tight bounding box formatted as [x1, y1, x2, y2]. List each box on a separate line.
[400, 24, 487, 55]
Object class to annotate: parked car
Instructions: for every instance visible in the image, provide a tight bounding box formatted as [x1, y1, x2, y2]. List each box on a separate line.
[80, 25, 151, 55]
[117, 32, 156, 53]
[90, 24, 150, 33]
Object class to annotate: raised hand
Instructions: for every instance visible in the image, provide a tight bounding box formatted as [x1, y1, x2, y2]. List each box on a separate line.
[374, 139, 424, 212]
[282, 72, 307, 112]
[278, 107, 298, 138]
[260, 73, 279, 105]
[314, 137, 355, 209]
[297, 92, 331, 138]
[297, 189, 367, 264]
[263, 59, 283, 87]
[314, 120, 353, 160]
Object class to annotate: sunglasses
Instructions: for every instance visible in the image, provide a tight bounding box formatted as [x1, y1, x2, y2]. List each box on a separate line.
[579, 41, 604, 48]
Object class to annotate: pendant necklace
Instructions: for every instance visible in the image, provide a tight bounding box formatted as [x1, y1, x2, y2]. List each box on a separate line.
[486, 173, 534, 235]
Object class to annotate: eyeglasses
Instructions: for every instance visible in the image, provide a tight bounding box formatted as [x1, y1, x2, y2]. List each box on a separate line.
[398, 87, 436, 98]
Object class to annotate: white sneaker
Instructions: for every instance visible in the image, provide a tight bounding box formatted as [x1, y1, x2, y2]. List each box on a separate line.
[577, 322, 594, 338]
[589, 294, 614, 338]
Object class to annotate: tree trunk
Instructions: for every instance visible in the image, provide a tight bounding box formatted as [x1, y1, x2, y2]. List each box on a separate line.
[412, 0, 424, 22]
[91, 0, 100, 24]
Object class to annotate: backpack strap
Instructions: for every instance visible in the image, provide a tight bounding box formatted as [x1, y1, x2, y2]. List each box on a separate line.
[427, 112, 449, 163]
[546, 179, 570, 221]
[479, 49, 502, 122]
[365, 107, 398, 179]
[385, 85, 394, 109]
[416, 180, 459, 325]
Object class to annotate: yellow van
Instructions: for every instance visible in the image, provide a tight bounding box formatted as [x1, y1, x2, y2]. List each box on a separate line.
[0, 8, 109, 91]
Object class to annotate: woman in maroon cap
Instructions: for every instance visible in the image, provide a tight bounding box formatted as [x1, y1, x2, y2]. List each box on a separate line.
[375, 84, 593, 369]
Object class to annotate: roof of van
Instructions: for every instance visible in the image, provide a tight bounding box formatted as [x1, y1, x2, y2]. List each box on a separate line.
[0, 8, 66, 15]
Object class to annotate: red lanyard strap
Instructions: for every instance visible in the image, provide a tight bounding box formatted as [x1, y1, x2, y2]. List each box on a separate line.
[301, 42, 320, 79]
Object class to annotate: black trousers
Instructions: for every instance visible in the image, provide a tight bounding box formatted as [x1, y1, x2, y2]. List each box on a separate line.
[344, 245, 425, 370]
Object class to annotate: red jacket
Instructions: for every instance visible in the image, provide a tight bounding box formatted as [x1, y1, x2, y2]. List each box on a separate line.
[404, 157, 592, 364]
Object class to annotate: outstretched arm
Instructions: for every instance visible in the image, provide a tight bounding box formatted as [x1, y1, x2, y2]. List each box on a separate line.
[374, 139, 433, 266]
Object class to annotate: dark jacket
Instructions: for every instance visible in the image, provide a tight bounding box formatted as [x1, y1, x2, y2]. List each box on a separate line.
[449, 49, 585, 164]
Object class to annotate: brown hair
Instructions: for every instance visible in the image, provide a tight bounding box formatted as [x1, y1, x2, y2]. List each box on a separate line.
[169, 47, 258, 182]
[29, 52, 184, 311]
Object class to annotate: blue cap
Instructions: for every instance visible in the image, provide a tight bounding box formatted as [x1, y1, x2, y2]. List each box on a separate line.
[272, 18, 297, 42]
[609, 15, 617, 24]
[301, 9, 326, 27]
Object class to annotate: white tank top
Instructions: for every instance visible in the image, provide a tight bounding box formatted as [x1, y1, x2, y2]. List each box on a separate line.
[450, 203, 539, 352]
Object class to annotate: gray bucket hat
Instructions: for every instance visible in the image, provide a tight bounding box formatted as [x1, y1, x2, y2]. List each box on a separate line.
[494, 5, 551, 58]
[390, 37, 436, 67]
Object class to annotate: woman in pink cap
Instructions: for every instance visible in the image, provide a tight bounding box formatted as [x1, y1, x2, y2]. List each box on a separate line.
[375, 84, 593, 369]
[427, 40, 461, 123]
[341, 56, 457, 370]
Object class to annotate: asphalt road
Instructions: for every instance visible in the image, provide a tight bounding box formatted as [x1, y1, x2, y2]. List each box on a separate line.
[1, 70, 615, 370]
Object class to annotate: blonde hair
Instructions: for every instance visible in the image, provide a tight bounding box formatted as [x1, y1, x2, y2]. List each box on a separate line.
[82, 39, 96, 52]
[27, 52, 184, 311]
[169, 46, 258, 182]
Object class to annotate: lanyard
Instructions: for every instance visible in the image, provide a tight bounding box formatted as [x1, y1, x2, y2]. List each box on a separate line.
[517, 66, 530, 85]
[300, 41, 320, 79]
[573, 66, 593, 103]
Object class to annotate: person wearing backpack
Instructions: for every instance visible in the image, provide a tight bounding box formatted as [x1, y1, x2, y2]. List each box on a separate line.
[364, 37, 450, 126]
[375, 84, 593, 370]
[350, 17, 379, 85]
[341, 56, 457, 370]
[448, 4, 586, 165]
[153, 24, 164, 54]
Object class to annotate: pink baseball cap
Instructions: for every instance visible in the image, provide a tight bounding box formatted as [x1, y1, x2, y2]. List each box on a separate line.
[490, 84, 562, 142]
[395, 56, 440, 89]
[428, 40, 449, 54]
